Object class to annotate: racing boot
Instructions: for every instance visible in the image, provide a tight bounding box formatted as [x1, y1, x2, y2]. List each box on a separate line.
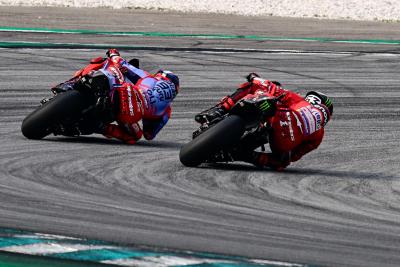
[102, 123, 142, 144]
[247, 152, 290, 171]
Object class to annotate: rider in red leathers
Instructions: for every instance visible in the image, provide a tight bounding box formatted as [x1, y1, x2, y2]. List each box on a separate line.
[54, 49, 179, 144]
[195, 73, 333, 170]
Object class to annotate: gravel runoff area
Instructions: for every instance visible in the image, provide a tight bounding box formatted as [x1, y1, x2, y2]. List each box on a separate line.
[0, 0, 400, 22]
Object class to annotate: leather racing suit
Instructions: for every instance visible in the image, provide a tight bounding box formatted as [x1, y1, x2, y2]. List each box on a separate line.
[198, 75, 331, 170]
[65, 50, 179, 144]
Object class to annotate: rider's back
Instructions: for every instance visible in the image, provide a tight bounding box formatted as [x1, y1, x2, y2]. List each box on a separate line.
[242, 79, 327, 161]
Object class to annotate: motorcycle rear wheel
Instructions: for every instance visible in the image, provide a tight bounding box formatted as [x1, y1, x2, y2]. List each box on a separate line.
[21, 90, 89, 140]
[179, 115, 245, 167]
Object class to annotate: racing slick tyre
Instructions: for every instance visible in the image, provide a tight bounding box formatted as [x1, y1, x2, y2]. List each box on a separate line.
[179, 115, 246, 167]
[21, 90, 88, 140]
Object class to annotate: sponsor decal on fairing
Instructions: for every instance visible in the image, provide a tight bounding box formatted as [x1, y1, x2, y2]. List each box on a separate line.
[126, 85, 135, 116]
[286, 111, 295, 141]
[134, 90, 144, 115]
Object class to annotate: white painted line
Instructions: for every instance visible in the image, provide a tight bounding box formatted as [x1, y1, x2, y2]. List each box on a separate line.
[0, 243, 116, 255]
[2, 231, 306, 267]
[251, 259, 305, 266]
[102, 258, 162, 267]
[102, 256, 234, 267]
[13, 234, 81, 241]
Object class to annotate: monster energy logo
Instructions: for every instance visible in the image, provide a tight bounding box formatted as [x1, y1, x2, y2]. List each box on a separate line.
[325, 98, 332, 107]
[260, 101, 271, 111]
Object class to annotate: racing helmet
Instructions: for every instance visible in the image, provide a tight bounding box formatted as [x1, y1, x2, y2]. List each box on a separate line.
[305, 91, 333, 126]
[156, 70, 180, 93]
[305, 91, 333, 116]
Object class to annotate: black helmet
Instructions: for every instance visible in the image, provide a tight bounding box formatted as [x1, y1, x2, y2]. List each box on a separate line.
[305, 91, 333, 116]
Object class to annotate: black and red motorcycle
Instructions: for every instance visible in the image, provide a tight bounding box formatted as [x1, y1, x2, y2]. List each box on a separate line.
[21, 58, 139, 140]
[179, 93, 281, 167]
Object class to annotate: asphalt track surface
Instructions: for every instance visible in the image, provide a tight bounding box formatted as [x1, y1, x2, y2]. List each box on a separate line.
[1, 6, 400, 267]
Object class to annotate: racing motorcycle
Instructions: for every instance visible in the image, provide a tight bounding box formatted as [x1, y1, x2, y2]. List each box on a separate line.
[21, 58, 139, 140]
[179, 93, 282, 167]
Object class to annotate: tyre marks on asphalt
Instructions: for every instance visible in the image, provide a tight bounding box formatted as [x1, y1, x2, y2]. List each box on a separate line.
[1, 48, 400, 266]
